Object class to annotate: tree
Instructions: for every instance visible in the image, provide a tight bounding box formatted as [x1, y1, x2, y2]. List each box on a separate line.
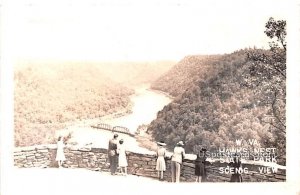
[246, 17, 286, 163]
[264, 17, 286, 51]
[246, 17, 286, 133]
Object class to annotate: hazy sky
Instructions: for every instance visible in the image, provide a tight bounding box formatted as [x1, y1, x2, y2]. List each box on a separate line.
[3, 0, 288, 62]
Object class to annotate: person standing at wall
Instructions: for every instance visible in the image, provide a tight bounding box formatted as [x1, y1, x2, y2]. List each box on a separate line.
[117, 139, 128, 176]
[156, 141, 167, 181]
[194, 148, 207, 182]
[171, 141, 186, 183]
[229, 153, 243, 182]
[56, 136, 66, 168]
[108, 133, 119, 175]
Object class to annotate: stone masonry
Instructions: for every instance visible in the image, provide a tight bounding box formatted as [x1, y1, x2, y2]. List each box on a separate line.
[14, 144, 286, 182]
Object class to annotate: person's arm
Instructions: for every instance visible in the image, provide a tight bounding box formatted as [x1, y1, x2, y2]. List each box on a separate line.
[182, 148, 186, 159]
[107, 140, 111, 155]
[116, 144, 120, 154]
[181, 148, 185, 162]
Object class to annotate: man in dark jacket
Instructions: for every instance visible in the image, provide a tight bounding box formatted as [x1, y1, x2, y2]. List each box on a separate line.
[108, 134, 119, 175]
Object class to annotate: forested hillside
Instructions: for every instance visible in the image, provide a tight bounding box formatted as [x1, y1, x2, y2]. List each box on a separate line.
[151, 55, 222, 97]
[14, 63, 134, 146]
[148, 18, 286, 164]
[96, 61, 175, 86]
[14, 59, 174, 147]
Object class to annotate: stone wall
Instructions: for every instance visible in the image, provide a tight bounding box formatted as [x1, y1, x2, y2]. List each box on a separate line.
[14, 145, 286, 182]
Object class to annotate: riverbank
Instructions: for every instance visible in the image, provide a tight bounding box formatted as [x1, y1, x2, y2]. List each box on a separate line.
[98, 85, 173, 133]
[54, 85, 172, 153]
[148, 87, 175, 100]
[67, 86, 172, 129]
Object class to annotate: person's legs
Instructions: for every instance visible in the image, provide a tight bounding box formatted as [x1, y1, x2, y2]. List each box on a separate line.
[110, 156, 117, 175]
[124, 167, 127, 176]
[175, 162, 181, 183]
[108, 156, 111, 170]
[108, 155, 113, 174]
[112, 156, 117, 174]
[171, 161, 176, 182]
[160, 171, 164, 180]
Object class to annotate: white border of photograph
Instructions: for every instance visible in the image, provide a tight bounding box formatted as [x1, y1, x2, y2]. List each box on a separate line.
[1, 0, 300, 194]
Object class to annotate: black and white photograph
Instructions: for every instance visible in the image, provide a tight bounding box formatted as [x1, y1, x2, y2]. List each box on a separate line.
[1, 0, 300, 194]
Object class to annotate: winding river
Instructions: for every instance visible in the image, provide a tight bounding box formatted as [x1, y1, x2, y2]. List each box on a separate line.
[103, 84, 173, 133]
[59, 84, 172, 152]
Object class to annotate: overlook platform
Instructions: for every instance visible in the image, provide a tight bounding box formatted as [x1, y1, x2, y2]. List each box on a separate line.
[4, 167, 295, 195]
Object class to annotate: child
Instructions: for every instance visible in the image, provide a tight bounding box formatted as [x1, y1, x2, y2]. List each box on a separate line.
[117, 139, 128, 176]
[56, 136, 66, 168]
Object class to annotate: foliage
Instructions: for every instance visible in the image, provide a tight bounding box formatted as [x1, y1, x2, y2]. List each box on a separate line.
[245, 17, 286, 161]
[14, 63, 134, 146]
[149, 40, 286, 164]
[150, 55, 223, 97]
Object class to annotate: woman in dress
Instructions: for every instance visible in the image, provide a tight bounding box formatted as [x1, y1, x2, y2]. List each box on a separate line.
[56, 136, 66, 168]
[156, 141, 167, 181]
[229, 153, 243, 182]
[117, 139, 128, 176]
[194, 148, 207, 182]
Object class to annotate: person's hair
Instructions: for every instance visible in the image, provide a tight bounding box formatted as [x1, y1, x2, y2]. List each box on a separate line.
[119, 139, 124, 144]
[113, 134, 118, 139]
[176, 141, 184, 147]
[58, 136, 63, 141]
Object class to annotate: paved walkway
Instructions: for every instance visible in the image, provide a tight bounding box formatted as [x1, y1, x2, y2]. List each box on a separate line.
[2, 167, 296, 195]
[6, 167, 166, 195]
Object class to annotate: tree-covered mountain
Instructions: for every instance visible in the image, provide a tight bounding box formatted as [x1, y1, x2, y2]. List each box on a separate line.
[14, 62, 134, 146]
[14, 60, 174, 147]
[95, 61, 175, 86]
[148, 18, 286, 165]
[151, 55, 222, 97]
[149, 49, 285, 164]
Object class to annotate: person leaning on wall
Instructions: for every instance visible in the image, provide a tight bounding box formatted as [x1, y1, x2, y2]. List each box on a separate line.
[117, 139, 128, 176]
[56, 136, 66, 168]
[229, 153, 243, 182]
[194, 148, 207, 182]
[171, 141, 186, 183]
[155, 141, 167, 181]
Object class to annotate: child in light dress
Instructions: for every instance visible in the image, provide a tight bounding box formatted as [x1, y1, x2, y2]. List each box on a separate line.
[117, 139, 128, 176]
[56, 136, 66, 168]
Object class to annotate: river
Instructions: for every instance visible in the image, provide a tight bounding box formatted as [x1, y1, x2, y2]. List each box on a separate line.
[57, 84, 172, 153]
[102, 84, 172, 133]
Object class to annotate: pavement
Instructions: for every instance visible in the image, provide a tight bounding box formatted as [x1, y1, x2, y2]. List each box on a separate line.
[2, 167, 296, 195]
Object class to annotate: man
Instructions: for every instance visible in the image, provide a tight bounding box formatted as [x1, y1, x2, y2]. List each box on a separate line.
[171, 141, 186, 183]
[108, 133, 119, 175]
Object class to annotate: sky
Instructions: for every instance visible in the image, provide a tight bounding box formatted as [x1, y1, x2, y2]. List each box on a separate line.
[2, 0, 289, 62]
